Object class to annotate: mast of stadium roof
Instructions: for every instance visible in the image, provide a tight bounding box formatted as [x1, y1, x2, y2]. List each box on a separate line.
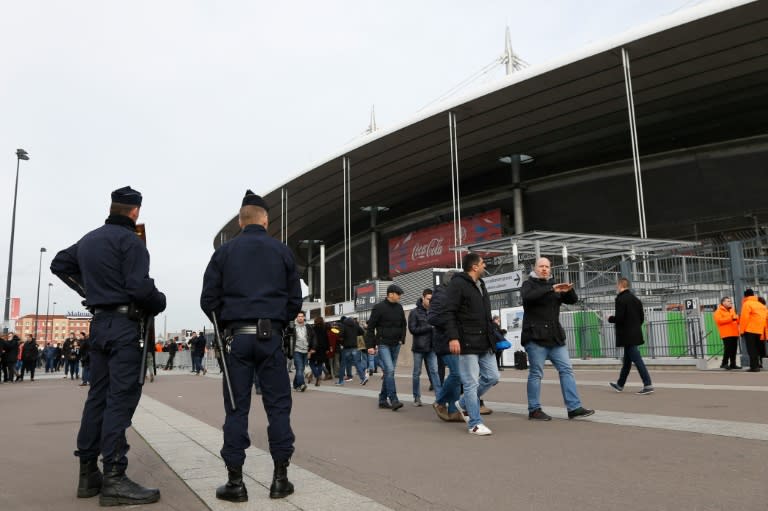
[621, 47, 650, 282]
[342, 158, 348, 301]
[342, 156, 352, 302]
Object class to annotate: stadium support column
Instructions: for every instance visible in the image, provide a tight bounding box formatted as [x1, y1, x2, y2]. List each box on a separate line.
[500, 155, 525, 234]
[361, 206, 388, 280]
[728, 241, 748, 368]
[320, 242, 326, 315]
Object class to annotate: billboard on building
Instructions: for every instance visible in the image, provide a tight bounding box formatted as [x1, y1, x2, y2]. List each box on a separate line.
[388, 209, 502, 275]
[10, 298, 20, 320]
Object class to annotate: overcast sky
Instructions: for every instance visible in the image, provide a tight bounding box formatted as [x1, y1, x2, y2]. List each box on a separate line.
[0, 0, 707, 336]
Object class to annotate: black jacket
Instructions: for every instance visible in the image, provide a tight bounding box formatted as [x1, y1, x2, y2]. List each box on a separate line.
[340, 317, 364, 349]
[309, 324, 329, 361]
[408, 298, 434, 353]
[609, 289, 645, 347]
[21, 340, 38, 364]
[444, 272, 495, 355]
[365, 300, 406, 348]
[51, 214, 166, 314]
[200, 224, 302, 326]
[2, 337, 19, 364]
[521, 272, 577, 347]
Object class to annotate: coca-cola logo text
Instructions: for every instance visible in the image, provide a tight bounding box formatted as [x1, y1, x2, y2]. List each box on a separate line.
[412, 238, 444, 260]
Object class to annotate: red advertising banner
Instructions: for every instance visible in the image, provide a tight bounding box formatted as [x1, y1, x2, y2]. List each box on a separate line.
[10, 297, 20, 320]
[388, 209, 502, 275]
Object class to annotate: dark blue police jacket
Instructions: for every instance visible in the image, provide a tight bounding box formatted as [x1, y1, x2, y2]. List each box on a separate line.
[50, 215, 166, 314]
[200, 223, 302, 325]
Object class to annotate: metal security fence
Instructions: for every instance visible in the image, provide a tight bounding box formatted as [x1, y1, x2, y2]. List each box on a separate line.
[561, 313, 705, 360]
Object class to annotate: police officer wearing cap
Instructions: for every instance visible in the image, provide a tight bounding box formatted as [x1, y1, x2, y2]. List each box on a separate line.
[51, 186, 166, 506]
[365, 284, 407, 410]
[200, 190, 302, 503]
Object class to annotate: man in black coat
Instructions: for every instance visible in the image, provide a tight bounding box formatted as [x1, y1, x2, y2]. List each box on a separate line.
[408, 289, 440, 407]
[522, 257, 594, 421]
[444, 253, 499, 436]
[608, 277, 653, 394]
[366, 284, 407, 411]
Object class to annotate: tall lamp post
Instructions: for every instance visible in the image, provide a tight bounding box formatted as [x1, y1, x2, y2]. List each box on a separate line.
[4, 148, 30, 333]
[44, 283, 53, 342]
[34, 247, 47, 340]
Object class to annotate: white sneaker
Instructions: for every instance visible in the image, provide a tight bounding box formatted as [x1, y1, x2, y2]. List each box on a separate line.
[454, 400, 469, 423]
[469, 423, 492, 436]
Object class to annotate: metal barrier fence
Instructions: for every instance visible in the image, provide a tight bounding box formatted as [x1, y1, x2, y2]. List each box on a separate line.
[561, 314, 706, 360]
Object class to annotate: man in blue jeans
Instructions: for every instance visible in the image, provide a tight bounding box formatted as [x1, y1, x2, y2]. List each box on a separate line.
[366, 284, 407, 411]
[408, 289, 441, 406]
[609, 277, 653, 395]
[522, 257, 594, 421]
[444, 253, 499, 436]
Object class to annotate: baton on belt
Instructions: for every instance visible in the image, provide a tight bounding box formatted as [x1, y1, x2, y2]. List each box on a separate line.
[212, 312, 236, 411]
[138, 314, 153, 385]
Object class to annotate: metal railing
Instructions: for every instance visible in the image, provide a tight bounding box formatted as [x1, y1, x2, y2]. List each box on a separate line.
[562, 315, 705, 360]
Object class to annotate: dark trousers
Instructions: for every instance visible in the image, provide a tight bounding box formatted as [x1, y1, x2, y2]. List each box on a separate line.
[222, 331, 294, 467]
[617, 345, 652, 387]
[721, 337, 739, 368]
[743, 333, 762, 371]
[437, 355, 446, 384]
[75, 314, 142, 473]
[21, 363, 35, 381]
[164, 352, 175, 370]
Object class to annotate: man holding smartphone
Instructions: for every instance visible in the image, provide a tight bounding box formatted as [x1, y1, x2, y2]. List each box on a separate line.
[521, 257, 594, 421]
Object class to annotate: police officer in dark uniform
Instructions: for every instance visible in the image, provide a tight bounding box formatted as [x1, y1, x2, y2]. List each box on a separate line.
[51, 186, 166, 506]
[200, 190, 302, 503]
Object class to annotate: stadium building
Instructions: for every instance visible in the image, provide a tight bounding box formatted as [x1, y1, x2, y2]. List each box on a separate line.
[213, 0, 766, 364]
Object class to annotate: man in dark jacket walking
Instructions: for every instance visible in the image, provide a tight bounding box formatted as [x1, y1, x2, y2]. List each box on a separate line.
[337, 316, 367, 385]
[164, 337, 178, 370]
[444, 253, 499, 436]
[409, 289, 441, 406]
[609, 277, 653, 394]
[522, 257, 594, 421]
[366, 284, 407, 411]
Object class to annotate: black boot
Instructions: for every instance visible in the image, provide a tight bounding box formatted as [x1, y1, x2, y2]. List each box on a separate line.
[215, 466, 248, 502]
[99, 467, 160, 506]
[77, 459, 103, 498]
[269, 459, 294, 499]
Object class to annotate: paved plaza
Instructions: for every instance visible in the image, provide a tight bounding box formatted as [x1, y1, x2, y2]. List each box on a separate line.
[2, 365, 767, 510]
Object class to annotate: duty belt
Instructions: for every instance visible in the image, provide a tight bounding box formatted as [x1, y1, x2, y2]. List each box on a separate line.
[231, 325, 282, 336]
[93, 305, 130, 315]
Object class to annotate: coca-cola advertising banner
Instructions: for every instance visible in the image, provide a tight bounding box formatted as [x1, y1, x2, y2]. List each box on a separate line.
[388, 209, 502, 275]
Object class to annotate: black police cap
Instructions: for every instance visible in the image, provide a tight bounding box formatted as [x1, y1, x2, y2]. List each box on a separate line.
[111, 186, 142, 206]
[242, 189, 269, 211]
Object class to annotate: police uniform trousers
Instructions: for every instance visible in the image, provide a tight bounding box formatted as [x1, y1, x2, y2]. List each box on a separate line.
[75, 313, 143, 473]
[222, 329, 295, 467]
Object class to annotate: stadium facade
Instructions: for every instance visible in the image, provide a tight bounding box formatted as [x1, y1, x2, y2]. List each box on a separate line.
[214, 0, 767, 319]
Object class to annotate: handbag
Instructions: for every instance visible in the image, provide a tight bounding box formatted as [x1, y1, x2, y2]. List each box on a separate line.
[356, 335, 367, 350]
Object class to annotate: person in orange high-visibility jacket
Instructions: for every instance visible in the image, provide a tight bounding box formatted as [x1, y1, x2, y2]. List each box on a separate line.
[739, 289, 768, 372]
[713, 296, 740, 370]
[758, 297, 767, 361]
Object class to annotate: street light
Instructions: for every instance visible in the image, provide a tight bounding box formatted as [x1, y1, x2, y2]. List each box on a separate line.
[44, 283, 53, 342]
[34, 247, 47, 340]
[4, 148, 30, 332]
